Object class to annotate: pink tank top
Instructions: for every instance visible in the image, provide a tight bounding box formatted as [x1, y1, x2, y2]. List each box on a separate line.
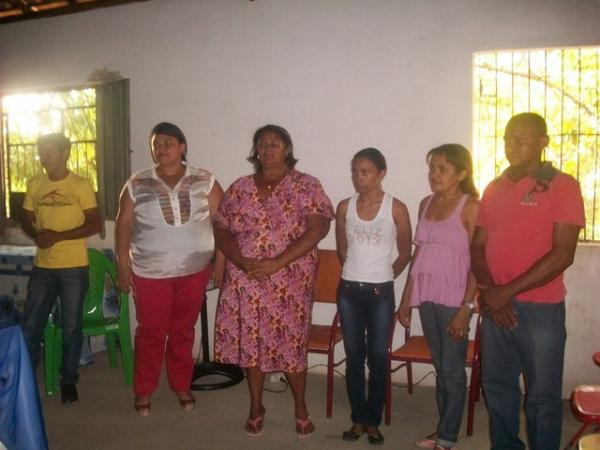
[409, 194, 470, 307]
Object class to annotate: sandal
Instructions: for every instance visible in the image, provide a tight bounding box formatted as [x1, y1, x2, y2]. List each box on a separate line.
[416, 432, 437, 449]
[342, 424, 365, 441]
[176, 391, 196, 412]
[245, 414, 265, 437]
[366, 427, 384, 445]
[134, 397, 151, 417]
[295, 416, 315, 438]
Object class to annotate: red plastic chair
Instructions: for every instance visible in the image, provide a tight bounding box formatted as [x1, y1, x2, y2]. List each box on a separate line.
[306, 249, 344, 418]
[565, 351, 600, 449]
[384, 303, 482, 435]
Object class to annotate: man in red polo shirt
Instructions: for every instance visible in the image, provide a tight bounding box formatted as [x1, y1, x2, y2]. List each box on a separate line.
[471, 112, 585, 450]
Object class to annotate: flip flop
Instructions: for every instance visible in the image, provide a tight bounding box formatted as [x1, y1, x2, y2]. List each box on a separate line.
[295, 416, 315, 438]
[245, 414, 265, 437]
[416, 432, 438, 448]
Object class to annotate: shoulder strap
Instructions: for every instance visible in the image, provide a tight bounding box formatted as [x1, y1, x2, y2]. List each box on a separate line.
[451, 193, 469, 218]
[346, 193, 358, 220]
[419, 195, 434, 220]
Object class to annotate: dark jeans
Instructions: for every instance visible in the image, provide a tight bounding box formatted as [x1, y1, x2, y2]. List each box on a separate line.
[22, 266, 89, 385]
[419, 302, 468, 448]
[338, 279, 395, 427]
[482, 300, 566, 450]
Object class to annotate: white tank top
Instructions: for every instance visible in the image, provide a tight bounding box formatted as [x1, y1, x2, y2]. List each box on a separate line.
[341, 192, 396, 283]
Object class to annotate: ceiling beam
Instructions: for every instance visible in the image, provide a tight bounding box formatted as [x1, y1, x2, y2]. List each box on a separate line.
[0, 0, 151, 25]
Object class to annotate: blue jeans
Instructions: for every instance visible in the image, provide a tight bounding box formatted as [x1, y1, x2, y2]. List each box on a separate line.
[482, 300, 566, 450]
[419, 302, 468, 448]
[22, 266, 89, 385]
[338, 279, 395, 427]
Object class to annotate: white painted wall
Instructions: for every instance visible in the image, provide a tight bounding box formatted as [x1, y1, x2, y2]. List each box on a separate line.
[1, 0, 599, 397]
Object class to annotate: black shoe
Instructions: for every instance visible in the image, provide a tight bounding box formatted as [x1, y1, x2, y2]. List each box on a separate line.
[342, 428, 364, 441]
[367, 429, 384, 445]
[61, 383, 79, 405]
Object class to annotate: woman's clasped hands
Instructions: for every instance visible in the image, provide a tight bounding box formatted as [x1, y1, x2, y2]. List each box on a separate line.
[238, 256, 283, 280]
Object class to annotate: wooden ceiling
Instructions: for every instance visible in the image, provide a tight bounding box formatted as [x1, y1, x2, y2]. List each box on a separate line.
[0, 0, 150, 25]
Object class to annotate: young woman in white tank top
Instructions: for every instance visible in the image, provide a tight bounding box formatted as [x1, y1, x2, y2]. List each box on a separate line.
[335, 148, 412, 445]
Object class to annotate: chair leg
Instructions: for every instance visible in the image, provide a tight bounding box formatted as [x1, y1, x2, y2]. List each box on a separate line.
[407, 362, 413, 395]
[118, 330, 134, 386]
[473, 367, 482, 402]
[565, 423, 590, 450]
[55, 329, 63, 389]
[326, 351, 334, 418]
[466, 365, 481, 436]
[466, 380, 476, 436]
[384, 362, 391, 425]
[106, 333, 117, 368]
[43, 323, 57, 396]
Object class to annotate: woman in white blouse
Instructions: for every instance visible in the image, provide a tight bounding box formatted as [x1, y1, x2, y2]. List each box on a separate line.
[115, 122, 223, 416]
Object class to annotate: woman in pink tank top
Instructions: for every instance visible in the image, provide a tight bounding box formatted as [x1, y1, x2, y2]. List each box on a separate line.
[399, 144, 480, 450]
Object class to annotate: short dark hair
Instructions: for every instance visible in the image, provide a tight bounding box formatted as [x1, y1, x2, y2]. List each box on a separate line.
[247, 124, 298, 173]
[427, 143, 478, 197]
[507, 112, 548, 136]
[352, 147, 387, 172]
[150, 122, 187, 161]
[37, 133, 71, 153]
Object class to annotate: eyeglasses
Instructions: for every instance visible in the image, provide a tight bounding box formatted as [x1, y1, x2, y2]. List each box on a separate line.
[257, 141, 285, 151]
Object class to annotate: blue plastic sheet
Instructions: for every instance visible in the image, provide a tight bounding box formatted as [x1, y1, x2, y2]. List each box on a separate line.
[0, 324, 48, 450]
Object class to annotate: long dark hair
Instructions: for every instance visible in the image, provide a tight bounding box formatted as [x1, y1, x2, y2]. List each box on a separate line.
[427, 143, 478, 197]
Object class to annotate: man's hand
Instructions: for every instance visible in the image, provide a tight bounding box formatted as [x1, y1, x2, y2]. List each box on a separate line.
[480, 285, 512, 314]
[35, 229, 59, 249]
[490, 303, 518, 329]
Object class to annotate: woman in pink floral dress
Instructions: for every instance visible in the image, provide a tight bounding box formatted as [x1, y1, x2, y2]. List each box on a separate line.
[214, 124, 333, 438]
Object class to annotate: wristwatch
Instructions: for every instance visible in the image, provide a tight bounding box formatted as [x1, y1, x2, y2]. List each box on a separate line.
[464, 300, 476, 312]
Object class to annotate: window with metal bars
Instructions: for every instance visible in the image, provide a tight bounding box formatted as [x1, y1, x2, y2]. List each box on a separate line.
[1, 87, 97, 219]
[473, 46, 600, 241]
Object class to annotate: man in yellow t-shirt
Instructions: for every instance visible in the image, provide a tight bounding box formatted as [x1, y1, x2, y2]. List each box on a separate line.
[20, 133, 101, 405]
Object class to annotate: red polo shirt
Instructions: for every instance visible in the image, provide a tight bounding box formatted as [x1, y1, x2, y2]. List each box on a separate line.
[478, 168, 585, 303]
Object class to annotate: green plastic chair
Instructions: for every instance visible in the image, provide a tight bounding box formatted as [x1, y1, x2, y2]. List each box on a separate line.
[43, 248, 133, 395]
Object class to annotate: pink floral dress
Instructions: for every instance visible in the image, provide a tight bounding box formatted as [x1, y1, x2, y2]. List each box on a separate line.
[214, 170, 334, 372]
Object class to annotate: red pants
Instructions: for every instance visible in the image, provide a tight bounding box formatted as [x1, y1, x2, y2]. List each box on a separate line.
[132, 267, 210, 396]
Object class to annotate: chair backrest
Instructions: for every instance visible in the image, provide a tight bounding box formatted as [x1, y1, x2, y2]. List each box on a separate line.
[314, 249, 342, 304]
[83, 249, 124, 325]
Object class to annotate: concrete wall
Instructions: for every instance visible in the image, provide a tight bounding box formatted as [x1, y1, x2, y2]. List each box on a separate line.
[1, 0, 599, 397]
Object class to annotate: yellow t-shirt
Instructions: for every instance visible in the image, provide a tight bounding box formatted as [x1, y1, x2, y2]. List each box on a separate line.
[23, 172, 98, 268]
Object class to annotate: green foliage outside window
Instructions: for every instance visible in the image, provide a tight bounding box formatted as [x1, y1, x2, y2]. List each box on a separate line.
[2, 88, 97, 199]
[474, 47, 600, 241]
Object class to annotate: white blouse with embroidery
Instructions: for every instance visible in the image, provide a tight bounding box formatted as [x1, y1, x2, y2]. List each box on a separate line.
[126, 165, 215, 279]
